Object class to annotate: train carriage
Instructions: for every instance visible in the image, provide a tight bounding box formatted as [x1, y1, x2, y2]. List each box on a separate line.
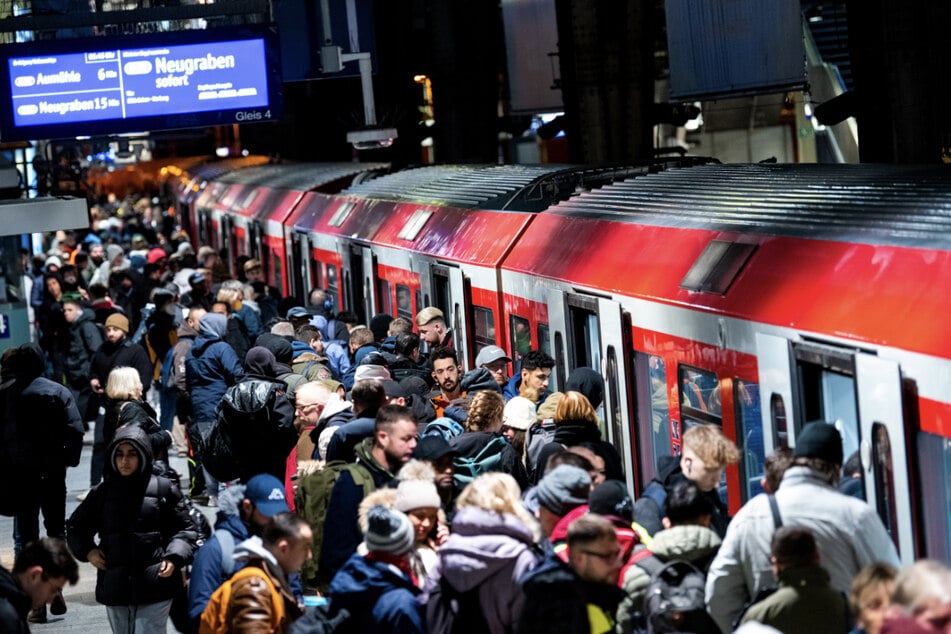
[501, 162, 951, 563]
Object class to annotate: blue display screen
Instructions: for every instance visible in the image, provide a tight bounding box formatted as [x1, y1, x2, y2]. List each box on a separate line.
[0, 27, 282, 141]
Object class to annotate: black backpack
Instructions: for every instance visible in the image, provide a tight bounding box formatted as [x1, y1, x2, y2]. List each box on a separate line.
[636, 557, 719, 634]
[204, 380, 286, 482]
[424, 576, 489, 634]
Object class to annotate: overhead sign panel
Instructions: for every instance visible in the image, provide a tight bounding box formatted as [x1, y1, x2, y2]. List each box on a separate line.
[665, 0, 805, 101]
[0, 26, 283, 141]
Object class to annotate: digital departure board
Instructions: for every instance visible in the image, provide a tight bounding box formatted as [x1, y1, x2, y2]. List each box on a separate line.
[0, 26, 283, 141]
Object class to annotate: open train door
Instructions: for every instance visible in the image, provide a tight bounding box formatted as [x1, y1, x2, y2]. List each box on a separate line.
[755, 333, 797, 455]
[429, 264, 470, 368]
[597, 297, 637, 494]
[855, 354, 915, 561]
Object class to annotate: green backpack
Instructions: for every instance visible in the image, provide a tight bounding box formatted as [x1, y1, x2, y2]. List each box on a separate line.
[295, 460, 376, 592]
[452, 436, 509, 488]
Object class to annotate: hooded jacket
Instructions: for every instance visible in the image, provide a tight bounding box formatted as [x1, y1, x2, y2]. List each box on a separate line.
[66, 425, 198, 606]
[185, 313, 244, 423]
[329, 552, 424, 633]
[423, 506, 541, 634]
[0, 566, 30, 634]
[449, 431, 529, 490]
[223, 535, 302, 633]
[65, 306, 102, 385]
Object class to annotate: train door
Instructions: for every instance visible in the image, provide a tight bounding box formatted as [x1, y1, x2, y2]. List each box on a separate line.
[430, 264, 470, 367]
[287, 231, 306, 299]
[756, 336, 914, 559]
[547, 289, 636, 491]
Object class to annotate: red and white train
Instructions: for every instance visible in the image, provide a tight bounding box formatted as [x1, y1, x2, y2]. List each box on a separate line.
[164, 158, 951, 565]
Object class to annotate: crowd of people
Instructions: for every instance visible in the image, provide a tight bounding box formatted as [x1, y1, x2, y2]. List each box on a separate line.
[1, 220, 950, 634]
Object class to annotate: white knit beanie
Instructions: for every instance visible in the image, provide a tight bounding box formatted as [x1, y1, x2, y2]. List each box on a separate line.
[395, 479, 441, 513]
[503, 396, 537, 431]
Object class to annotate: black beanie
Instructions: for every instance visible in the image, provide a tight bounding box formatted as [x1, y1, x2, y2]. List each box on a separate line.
[793, 422, 843, 466]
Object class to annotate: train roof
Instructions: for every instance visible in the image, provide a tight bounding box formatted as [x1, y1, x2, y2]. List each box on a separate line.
[212, 162, 389, 191]
[548, 163, 951, 250]
[338, 159, 713, 212]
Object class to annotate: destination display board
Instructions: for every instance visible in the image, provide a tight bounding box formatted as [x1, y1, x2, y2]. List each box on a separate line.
[0, 26, 283, 141]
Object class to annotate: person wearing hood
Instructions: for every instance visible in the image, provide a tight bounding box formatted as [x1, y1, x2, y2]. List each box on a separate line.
[62, 296, 103, 425]
[87, 313, 153, 493]
[256, 332, 307, 403]
[67, 425, 198, 633]
[327, 505, 425, 633]
[205, 511, 309, 633]
[421, 472, 542, 633]
[1, 343, 83, 621]
[187, 475, 290, 628]
[214, 346, 296, 485]
[185, 312, 244, 504]
[37, 270, 68, 380]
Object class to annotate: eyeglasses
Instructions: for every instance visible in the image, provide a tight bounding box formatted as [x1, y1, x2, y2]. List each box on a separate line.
[581, 548, 622, 562]
[295, 402, 320, 413]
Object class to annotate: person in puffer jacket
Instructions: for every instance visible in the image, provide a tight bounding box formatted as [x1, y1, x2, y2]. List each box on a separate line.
[67, 425, 198, 634]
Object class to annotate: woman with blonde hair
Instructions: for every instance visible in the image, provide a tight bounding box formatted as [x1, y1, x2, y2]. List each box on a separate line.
[421, 472, 542, 633]
[535, 390, 624, 482]
[103, 366, 171, 462]
[449, 390, 529, 489]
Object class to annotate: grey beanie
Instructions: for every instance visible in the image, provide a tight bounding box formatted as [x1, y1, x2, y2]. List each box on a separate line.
[536, 464, 591, 516]
[364, 505, 415, 555]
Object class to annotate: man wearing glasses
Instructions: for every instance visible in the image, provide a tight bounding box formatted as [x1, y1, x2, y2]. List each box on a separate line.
[474, 345, 512, 388]
[518, 514, 625, 634]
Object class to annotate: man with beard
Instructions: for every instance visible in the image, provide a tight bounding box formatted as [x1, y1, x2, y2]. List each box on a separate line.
[429, 347, 463, 419]
[319, 405, 417, 581]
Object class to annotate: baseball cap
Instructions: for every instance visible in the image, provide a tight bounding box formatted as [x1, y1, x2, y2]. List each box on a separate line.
[286, 306, 310, 319]
[475, 345, 511, 368]
[243, 258, 262, 272]
[188, 272, 206, 286]
[244, 474, 290, 517]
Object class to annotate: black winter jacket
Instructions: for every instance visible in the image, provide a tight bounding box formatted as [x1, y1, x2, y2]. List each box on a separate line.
[90, 337, 153, 391]
[0, 566, 29, 634]
[65, 308, 102, 386]
[67, 426, 198, 607]
[103, 398, 170, 461]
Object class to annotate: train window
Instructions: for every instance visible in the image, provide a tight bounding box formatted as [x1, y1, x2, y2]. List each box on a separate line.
[398, 209, 433, 241]
[605, 347, 623, 471]
[634, 353, 672, 480]
[680, 240, 757, 295]
[871, 423, 900, 550]
[736, 380, 765, 501]
[770, 393, 789, 448]
[796, 362, 860, 470]
[537, 323, 551, 358]
[328, 201, 356, 227]
[553, 331, 566, 393]
[567, 302, 601, 371]
[239, 189, 258, 211]
[271, 254, 282, 293]
[510, 315, 532, 372]
[311, 258, 323, 288]
[432, 269, 450, 318]
[678, 366, 721, 426]
[916, 432, 951, 563]
[327, 264, 338, 311]
[472, 305, 495, 353]
[396, 285, 413, 320]
[377, 279, 392, 314]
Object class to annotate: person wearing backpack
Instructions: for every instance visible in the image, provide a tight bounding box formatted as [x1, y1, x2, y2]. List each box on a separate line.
[188, 476, 291, 630]
[518, 513, 625, 634]
[200, 511, 310, 634]
[206, 347, 297, 485]
[327, 505, 425, 633]
[449, 390, 529, 490]
[66, 425, 199, 634]
[617, 480, 722, 634]
[317, 405, 418, 585]
[422, 472, 542, 634]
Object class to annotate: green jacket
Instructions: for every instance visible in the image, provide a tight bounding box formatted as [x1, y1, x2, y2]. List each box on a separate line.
[740, 565, 850, 633]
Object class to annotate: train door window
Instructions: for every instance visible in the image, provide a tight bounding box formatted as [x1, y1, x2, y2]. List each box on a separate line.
[553, 331, 566, 393]
[736, 380, 765, 501]
[604, 347, 623, 464]
[770, 393, 789, 448]
[271, 253, 282, 293]
[795, 347, 861, 476]
[326, 264, 338, 312]
[537, 323, 551, 358]
[396, 285, 413, 320]
[916, 432, 951, 562]
[871, 423, 900, 545]
[678, 366, 722, 427]
[472, 306, 495, 355]
[415, 290, 423, 317]
[377, 279, 392, 315]
[311, 258, 323, 289]
[634, 353, 672, 481]
[510, 315, 531, 372]
[431, 269, 450, 317]
[567, 299, 601, 372]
